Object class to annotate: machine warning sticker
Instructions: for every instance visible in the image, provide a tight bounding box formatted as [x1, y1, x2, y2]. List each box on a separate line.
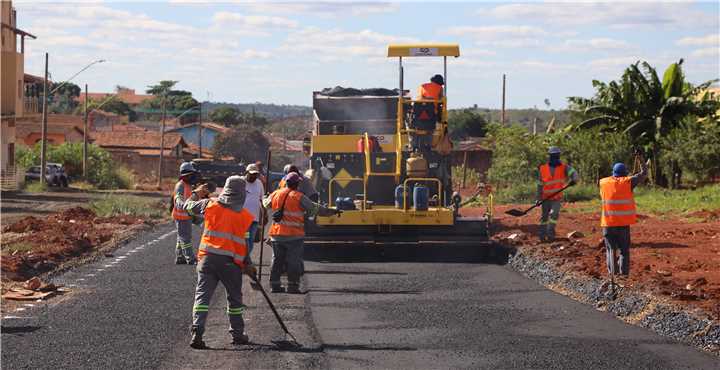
[410, 47, 438, 56]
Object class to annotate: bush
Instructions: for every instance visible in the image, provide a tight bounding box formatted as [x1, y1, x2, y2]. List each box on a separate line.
[486, 123, 547, 188]
[554, 128, 633, 184]
[15, 143, 134, 189]
[451, 165, 482, 189]
[659, 120, 720, 185]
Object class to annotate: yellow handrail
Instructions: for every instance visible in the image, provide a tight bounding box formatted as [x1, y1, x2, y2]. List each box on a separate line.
[402, 177, 443, 212]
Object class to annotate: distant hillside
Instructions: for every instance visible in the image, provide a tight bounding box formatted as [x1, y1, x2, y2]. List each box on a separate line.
[203, 102, 311, 119]
[455, 107, 575, 132]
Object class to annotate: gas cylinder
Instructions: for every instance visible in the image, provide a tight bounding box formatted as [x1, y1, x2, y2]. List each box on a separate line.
[394, 185, 411, 209]
[406, 152, 428, 178]
[413, 184, 429, 211]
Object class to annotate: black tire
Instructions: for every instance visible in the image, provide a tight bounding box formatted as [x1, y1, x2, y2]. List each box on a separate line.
[61, 176, 69, 188]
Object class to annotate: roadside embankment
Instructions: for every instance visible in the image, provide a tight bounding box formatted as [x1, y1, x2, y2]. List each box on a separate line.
[461, 199, 720, 355]
[1, 193, 168, 307]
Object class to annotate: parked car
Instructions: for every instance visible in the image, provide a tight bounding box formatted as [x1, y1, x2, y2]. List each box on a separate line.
[24, 163, 69, 187]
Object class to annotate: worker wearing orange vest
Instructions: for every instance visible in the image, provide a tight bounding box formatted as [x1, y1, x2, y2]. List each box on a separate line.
[278, 164, 319, 201]
[536, 147, 579, 242]
[264, 172, 340, 294]
[172, 162, 200, 265]
[184, 176, 257, 349]
[600, 161, 647, 278]
[418, 74, 444, 100]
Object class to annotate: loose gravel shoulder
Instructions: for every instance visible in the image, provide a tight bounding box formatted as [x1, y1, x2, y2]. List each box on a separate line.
[507, 245, 720, 355]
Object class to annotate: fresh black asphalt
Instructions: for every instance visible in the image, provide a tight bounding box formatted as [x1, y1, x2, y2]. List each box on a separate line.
[2, 226, 718, 369]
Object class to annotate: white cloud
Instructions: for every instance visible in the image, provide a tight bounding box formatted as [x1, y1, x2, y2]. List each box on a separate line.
[444, 25, 546, 48]
[445, 25, 546, 40]
[691, 47, 719, 58]
[588, 56, 641, 69]
[279, 27, 418, 62]
[241, 2, 399, 17]
[484, 2, 716, 28]
[212, 11, 298, 29]
[677, 34, 720, 46]
[547, 38, 632, 53]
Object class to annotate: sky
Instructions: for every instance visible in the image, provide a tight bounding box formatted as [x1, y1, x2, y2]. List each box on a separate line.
[14, 0, 720, 109]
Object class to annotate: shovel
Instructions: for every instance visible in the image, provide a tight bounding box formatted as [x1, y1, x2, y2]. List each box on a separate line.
[247, 273, 300, 348]
[505, 183, 573, 217]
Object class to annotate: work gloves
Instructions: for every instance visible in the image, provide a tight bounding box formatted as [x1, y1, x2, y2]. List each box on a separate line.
[243, 263, 258, 281]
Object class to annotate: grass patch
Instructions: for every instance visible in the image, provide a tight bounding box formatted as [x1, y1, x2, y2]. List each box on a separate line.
[90, 195, 168, 220]
[2, 242, 37, 254]
[23, 181, 48, 193]
[566, 184, 720, 217]
[634, 185, 720, 215]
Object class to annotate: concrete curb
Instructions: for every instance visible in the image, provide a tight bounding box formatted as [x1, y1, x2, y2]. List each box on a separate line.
[506, 246, 720, 356]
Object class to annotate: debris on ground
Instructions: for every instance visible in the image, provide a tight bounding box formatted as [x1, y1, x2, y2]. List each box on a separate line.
[2, 277, 63, 301]
[1, 206, 146, 281]
[462, 203, 720, 319]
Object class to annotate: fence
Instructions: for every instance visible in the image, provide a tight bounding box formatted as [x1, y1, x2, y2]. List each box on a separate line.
[0, 166, 25, 191]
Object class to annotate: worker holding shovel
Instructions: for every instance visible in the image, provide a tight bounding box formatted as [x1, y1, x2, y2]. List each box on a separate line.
[600, 160, 648, 288]
[535, 146, 579, 242]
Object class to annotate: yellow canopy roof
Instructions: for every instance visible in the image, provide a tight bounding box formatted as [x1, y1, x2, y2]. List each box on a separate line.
[387, 44, 460, 57]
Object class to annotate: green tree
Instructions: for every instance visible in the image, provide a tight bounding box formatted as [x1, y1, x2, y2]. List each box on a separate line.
[210, 106, 241, 126]
[567, 60, 719, 187]
[145, 80, 178, 96]
[49, 82, 81, 114]
[16, 143, 132, 189]
[448, 109, 488, 139]
[213, 125, 270, 163]
[77, 98, 134, 119]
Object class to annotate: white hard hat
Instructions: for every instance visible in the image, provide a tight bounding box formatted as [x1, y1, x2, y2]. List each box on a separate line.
[548, 146, 562, 155]
[179, 162, 198, 175]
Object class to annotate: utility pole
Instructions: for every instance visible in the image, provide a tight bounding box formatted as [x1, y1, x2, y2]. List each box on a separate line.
[40, 52, 49, 186]
[197, 103, 202, 158]
[83, 83, 89, 178]
[501, 74, 506, 125]
[157, 97, 167, 189]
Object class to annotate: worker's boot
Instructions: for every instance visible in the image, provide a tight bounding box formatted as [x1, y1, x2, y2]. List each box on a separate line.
[231, 333, 250, 346]
[175, 256, 187, 265]
[271, 285, 286, 293]
[286, 285, 302, 294]
[190, 327, 207, 349]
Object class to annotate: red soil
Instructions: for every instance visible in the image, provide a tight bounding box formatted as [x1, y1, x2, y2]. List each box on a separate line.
[462, 203, 720, 318]
[1, 207, 145, 281]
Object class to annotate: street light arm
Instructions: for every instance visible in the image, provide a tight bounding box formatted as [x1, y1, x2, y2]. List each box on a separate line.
[49, 59, 105, 95]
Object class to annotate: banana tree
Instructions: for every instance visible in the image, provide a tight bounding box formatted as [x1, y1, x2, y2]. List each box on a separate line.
[568, 59, 719, 186]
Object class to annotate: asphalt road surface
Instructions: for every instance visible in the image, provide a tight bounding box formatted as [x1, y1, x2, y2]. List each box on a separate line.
[2, 225, 718, 369]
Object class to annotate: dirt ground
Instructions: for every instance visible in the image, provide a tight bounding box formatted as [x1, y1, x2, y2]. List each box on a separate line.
[462, 203, 720, 319]
[0, 188, 166, 225]
[1, 206, 148, 282]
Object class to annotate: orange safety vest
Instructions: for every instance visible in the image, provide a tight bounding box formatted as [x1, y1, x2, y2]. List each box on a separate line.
[198, 201, 254, 266]
[599, 176, 637, 227]
[269, 188, 305, 237]
[172, 180, 192, 220]
[277, 178, 286, 190]
[539, 163, 567, 201]
[418, 82, 443, 100]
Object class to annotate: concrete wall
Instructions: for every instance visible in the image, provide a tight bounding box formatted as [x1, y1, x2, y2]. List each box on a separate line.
[1, 118, 15, 171]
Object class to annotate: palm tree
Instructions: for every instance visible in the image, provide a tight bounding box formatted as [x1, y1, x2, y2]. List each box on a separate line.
[568, 60, 718, 186]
